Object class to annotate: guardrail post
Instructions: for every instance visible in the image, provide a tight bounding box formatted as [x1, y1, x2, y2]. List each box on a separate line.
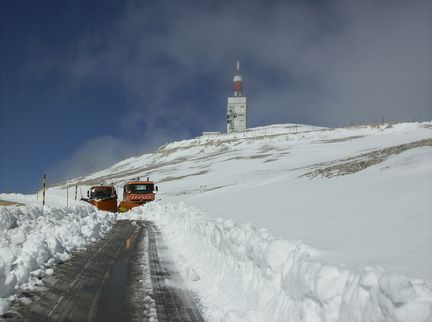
[42, 174, 46, 206]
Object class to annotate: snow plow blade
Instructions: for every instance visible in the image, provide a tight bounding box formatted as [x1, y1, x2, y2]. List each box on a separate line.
[117, 201, 146, 213]
[90, 198, 118, 212]
[82, 198, 118, 212]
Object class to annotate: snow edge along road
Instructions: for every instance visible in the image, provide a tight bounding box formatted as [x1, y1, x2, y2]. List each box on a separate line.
[1, 219, 204, 322]
[0, 204, 117, 314]
[122, 201, 432, 322]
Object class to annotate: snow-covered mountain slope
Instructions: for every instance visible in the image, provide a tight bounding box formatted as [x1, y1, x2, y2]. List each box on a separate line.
[56, 122, 431, 281]
[1, 122, 431, 321]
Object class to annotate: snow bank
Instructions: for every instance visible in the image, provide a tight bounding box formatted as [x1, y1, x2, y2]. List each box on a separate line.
[123, 202, 432, 322]
[0, 204, 116, 314]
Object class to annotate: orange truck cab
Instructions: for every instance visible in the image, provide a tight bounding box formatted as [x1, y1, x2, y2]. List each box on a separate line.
[83, 185, 118, 212]
[118, 179, 158, 213]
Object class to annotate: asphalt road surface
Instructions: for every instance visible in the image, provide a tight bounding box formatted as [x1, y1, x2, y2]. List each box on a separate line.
[1, 220, 204, 322]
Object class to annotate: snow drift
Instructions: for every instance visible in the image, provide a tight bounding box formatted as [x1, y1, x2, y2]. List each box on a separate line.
[0, 204, 116, 313]
[124, 202, 432, 322]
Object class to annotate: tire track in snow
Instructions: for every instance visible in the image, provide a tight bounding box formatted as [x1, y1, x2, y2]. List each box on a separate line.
[145, 221, 204, 322]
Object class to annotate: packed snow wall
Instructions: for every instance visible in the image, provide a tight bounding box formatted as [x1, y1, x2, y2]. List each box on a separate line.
[0, 204, 116, 313]
[125, 202, 432, 322]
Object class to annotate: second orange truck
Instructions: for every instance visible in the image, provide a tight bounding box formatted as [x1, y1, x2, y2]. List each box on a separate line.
[83, 178, 158, 213]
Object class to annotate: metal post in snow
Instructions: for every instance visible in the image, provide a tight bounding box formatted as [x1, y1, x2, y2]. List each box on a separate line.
[42, 174, 46, 206]
[75, 185, 78, 200]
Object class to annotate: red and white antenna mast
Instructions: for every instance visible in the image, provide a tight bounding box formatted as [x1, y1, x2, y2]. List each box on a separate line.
[227, 60, 247, 133]
[233, 60, 243, 97]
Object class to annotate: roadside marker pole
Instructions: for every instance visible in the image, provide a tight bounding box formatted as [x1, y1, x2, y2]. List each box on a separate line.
[42, 174, 46, 206]
[75, 185, 78, 200]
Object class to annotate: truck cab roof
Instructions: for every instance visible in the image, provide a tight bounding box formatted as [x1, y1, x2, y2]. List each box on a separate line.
[124, 181, 154, 185]
[91, 185, 115, 189]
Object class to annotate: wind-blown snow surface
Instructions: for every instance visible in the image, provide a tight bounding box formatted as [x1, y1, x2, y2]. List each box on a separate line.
[124, 202, 432, 322]
[0, 204, 116, 313]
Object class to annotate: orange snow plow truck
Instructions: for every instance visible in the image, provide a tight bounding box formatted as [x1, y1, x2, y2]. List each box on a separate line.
[82, 185, 118, 212]
[118, 178, 158, 213]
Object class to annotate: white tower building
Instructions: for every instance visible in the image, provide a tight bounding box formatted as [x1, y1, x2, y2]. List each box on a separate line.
[227, 61, 247, 133]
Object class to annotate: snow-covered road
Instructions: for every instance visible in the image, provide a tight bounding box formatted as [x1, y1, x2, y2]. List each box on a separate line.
[2, 219, 203, 322]
[1, 201, 432, 321]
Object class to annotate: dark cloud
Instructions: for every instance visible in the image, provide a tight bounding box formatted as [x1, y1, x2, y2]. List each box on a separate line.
[62, 0, 430, 123]
[44, 0, 431, 180]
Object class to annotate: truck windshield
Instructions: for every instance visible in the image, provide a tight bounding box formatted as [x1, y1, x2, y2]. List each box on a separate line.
[90, 188, 113, 200]
[128, 184, 154, 194]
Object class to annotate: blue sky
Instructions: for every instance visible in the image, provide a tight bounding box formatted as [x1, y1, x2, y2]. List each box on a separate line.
[0, 0, 431, 193]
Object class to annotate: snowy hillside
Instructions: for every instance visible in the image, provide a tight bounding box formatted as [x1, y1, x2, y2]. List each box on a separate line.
[1, 122, 431, 321]
[64, 122, 431, 279]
